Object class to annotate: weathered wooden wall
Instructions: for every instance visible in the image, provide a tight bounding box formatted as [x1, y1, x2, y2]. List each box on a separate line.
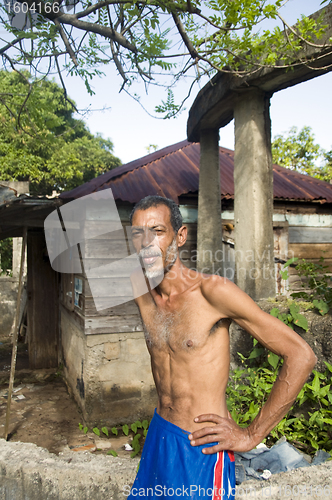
[27, 230, 59, 369]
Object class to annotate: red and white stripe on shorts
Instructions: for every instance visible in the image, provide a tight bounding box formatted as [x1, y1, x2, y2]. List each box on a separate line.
[212, 451, 235, 500]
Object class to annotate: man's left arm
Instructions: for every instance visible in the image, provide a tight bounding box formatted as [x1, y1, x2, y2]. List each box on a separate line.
[189, 277, 317, 454]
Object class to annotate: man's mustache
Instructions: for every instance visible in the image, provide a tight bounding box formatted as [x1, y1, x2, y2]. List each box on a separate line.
[139, 248, 162, 259]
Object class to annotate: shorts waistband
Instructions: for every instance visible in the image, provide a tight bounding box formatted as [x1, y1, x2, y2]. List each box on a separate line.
[152, 409, 191, 440]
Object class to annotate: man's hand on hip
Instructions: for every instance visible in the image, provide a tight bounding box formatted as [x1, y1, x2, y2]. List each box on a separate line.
[188, 413, 255, 453]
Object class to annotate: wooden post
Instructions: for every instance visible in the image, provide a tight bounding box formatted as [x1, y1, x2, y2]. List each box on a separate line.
[27, 231, 59, 369]
[4, 227, 27, 440]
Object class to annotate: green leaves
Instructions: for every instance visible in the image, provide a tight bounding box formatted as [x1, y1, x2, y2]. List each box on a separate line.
[1, 1, 330, 120]
[130, 433, 142, 458]
[289, 303, 309, 332]
[272, 126, 331, 181]
[130, 420, 143, 434]
[122, 424, 129, 436]
[292, 314, 308, 331]
[231, 342, 332, 457]
[107, 449, 118, 457]
[0, 70, 121, 195]
[290, 258, 332, 315]
[280, 257, 299, 281]
[270, 303, 308, 332]
[313, 300, 329, 316]
[155, 89, 183, 119]
[76, 419, 150, 458]
[267, 352, 279, 370]
[78, 423, 89, 434]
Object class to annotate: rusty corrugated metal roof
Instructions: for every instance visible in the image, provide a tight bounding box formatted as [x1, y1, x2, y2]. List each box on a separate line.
[60, 140, 332, 204]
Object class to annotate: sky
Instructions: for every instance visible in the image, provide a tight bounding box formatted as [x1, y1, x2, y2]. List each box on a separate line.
[62, 63, 332, 165]
[57, 0, 332, 164]
[2, 0, 332, 164]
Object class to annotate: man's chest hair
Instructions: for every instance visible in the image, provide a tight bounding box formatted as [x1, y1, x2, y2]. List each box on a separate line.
[138, 298, 229, 351]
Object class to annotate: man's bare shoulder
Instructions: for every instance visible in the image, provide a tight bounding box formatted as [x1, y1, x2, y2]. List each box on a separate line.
[201, 274, 239, 301]
[200, 274, 261, 319]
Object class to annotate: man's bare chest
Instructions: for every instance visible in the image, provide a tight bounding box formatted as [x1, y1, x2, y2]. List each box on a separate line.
[138, 298, 228, 351]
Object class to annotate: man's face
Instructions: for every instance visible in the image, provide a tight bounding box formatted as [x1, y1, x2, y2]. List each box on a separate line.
[131, 205, 178, 279]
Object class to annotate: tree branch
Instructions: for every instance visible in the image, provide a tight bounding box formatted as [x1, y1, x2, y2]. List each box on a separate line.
[110, 39, 128, 85]
[277, 12, 331, 49]
[54, 19, 78, 66]
[171, 12, 198, 59]
[0, 37, 21, 56]
[55, 13, 138, 53]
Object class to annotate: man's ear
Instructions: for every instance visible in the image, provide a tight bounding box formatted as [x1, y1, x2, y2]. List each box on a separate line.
[177, 225, 187, 248]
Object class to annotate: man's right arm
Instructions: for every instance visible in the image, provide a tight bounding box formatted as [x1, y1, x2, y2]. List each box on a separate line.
[191, 276, 317, 453]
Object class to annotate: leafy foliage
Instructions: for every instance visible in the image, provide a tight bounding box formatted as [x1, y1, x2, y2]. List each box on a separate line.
[0, 1, 330, 117]
[272, 126, 332, 182]
[122, 424, 129, 436]
[107, 449, 118, 457]
[0, 238, 13, 275]
[0, 70, 121, 195]
[228, 347, 332, 456]
[101, 426, 109, 437]
[78, 419, 150, 457]
[229, 269, 332, 456]
[270, 303, 309, 332]
[282, 257, 332, 315]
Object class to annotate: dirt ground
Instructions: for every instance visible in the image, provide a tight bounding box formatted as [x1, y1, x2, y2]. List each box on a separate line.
[0, 334, 134, 457]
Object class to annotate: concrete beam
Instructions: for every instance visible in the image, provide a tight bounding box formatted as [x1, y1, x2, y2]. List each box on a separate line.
[197, 129, 223, 275]
[1, 439, 332, 500]
[187, 4, 332, 142]
[233, 89, 275, 299]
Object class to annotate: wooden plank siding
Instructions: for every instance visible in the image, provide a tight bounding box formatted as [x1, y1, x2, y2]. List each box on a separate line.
[289, 227, 332, 244]
[288, 226, 332, 274]
[288, 226, 332, 292]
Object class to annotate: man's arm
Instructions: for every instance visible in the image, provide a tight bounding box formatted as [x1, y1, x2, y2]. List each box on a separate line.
[189, 277, 317, 454]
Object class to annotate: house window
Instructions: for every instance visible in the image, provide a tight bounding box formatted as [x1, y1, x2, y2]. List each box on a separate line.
[74, 277, 83, 309]
[61, 273, 74, 311]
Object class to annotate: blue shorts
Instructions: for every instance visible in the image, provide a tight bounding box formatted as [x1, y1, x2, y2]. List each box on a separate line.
[127, 409, 235, 499]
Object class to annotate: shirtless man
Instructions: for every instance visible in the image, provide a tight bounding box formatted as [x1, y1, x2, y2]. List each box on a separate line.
[127, 195, 316, 500]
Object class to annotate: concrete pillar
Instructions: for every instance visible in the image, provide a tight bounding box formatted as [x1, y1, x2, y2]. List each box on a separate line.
[233, 89, 275, 299]
[197, 129, 223, 275]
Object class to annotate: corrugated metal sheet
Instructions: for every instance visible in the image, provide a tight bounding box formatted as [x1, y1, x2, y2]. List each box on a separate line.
[60, 140, 332, 204]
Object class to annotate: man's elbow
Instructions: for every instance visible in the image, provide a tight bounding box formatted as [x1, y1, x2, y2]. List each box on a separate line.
[301, 344, 317, 373]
